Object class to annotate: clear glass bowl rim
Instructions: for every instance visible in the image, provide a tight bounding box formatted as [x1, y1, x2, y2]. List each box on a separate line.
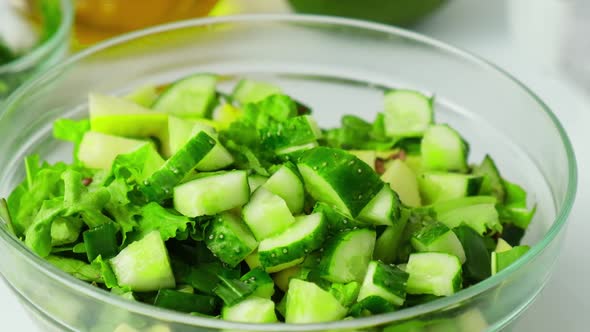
[0, 0, 74, 74]
[0, 14, 578, 331]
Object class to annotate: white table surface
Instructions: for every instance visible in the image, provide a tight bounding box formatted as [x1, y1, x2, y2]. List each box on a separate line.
[2, 0, 590, 331]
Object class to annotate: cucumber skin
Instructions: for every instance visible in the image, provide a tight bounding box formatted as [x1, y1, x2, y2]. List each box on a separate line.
[298, 147, 384, 217]
[241, 267, 275, 299]
[411, 222, 466, 264]
[358, 185, 402, 226]
[358, 261, 409, 306]
[370, 263, 409, 303]
[319, 228, 376, 283]
[140, 131, 216, 203]
[258, 213, 327, 269]
[313, 202, 369, 234]
[204, 213, 258, 267]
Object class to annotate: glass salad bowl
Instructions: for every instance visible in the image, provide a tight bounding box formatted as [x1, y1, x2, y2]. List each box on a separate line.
[0, 15, 576, 332]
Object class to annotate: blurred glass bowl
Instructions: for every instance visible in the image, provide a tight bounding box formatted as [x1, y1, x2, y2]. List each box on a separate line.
[0, 15, 576, 332]
[0, 0, 73, 100]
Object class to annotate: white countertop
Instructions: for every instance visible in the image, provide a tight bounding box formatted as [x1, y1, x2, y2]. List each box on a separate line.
[1, 0, 589, 331]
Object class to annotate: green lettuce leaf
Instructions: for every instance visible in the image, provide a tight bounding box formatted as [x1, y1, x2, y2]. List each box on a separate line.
[128, 202, 193, 243]
[104, 178, 140, 243]
[50, 216, 83, 246]
[25, 198, 65, 257]
[92, 255, 124, 289]
[110, 143, 164, 184]
[8, 158, 68, 236]
[46, 255, 102, 282]
[61, 169, 112, 228]
[53, 119, 90, 161]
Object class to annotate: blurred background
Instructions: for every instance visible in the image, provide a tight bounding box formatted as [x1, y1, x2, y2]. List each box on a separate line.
[2, 0, 590, 98]
[1, 0, 589, 331]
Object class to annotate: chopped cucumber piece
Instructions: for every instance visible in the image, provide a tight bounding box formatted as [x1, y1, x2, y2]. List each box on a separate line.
[88, 93, 170, 155]
[174, 170, 250, 217]
[232, 79, 282, 104]
[241, 267, 275, 299]
[78, 132, 147, 169]
[433, 196, 502, 235]
[298, 147, 384, 217]
[140, 131, 216, 202]
[258, 213, 326, 273]
[285, 279, 347, 323]
[273, 266, 301, 292]
[453, 225, 491, 282]
[222, 296, 278, 323]
[381, 159, 421, 207]
[406, 252, 462, 296]
[421, 124, 469, 173]
[263, 163, 305, 214]
[350, 295, 396, 317]
[349, 150, 377, 169]
[320, 228, 376, 283]
[383, 90, 433, 137]
[491, 245, 530, 275]
[472, 154, 506, 202]
[358, 185, 401, 226]
[153, 74, 218, 118]
[419, 172, 483, 204]
[168, 116, 234, 171]
[204, 212, 258, 267]
[411, 222, 466, 264]
[110, 231, 175, 291]
[374, 214, 408, 264]
[313, 202, 369, 233]
[242, 187, 295, 241]
[501, 179, 536, 229]
[276, 141, 318, 161]
[213, 103, 242, 129]
[247, 174, 268, 193]
[125, 85, 158, 107]
[244, 251, 261, 270]
[358, 261, 409, 306]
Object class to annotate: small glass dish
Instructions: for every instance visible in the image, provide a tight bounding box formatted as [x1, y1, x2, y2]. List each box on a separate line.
[0, 0, 73, 100]
[0, 15, 577, 332]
